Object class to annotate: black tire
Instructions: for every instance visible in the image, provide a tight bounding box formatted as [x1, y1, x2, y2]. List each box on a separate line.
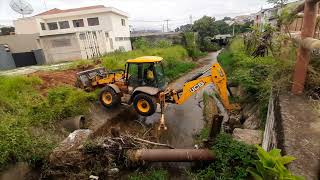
[99, 86, 120, 108]
[133, 93, 157, 116]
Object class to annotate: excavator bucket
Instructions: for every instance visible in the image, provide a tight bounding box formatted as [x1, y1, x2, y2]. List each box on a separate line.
[75, 67, 107, 90]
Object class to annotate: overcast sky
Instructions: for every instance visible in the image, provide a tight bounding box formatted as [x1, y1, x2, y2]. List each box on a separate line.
[0, 0, 276, 30]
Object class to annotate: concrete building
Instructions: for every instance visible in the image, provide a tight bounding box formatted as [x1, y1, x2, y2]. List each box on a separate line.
[254, 7, 279, 32]
[9, 5, 131, 64]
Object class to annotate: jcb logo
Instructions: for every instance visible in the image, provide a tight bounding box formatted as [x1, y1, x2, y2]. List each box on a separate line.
[190, 81, 205, 93]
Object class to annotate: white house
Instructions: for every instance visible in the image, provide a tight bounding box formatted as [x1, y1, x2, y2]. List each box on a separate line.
[13, 5, 132, 63]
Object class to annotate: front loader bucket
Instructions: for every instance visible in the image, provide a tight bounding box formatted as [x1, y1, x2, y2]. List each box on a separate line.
[75, 67, 107, 90]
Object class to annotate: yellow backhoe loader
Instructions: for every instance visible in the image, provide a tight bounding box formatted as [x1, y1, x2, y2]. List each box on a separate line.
[76, 56, 239, 129]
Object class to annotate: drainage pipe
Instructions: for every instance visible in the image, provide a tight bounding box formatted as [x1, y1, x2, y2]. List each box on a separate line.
[127, 149, 215, 162]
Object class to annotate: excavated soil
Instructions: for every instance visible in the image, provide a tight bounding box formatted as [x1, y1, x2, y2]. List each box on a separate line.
[92, 107, 159, 143]
[31, 70, 78, 92]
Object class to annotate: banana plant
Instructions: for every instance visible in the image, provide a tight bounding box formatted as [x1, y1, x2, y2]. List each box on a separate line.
[247, 145, 304, 180]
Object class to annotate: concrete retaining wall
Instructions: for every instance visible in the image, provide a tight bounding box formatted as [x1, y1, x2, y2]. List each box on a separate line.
[0, 46, 16, 70]
[0, 34, 40, 53]
[262, 92, 284, 151]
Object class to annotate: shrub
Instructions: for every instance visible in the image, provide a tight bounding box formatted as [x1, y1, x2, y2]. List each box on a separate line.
[200, 36, 221, 52]
[194, 133, 257, 179]
[132, 38, 153, 49]
[154, 39, 172, 48]
[183, 32, 207, 59]
[248, 146, 304, 180]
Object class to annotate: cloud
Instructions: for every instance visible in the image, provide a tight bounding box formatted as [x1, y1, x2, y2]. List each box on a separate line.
[0, 0, 270, 28]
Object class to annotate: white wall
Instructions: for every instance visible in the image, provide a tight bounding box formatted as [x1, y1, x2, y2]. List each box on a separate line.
[110, 13, 131, 51]
[0, 34, 40, 53]
[14, 18, 39, 34]
[39, 33, 82, 64]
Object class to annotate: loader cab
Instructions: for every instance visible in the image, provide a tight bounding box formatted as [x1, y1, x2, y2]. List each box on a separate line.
[125, 56, 166, 89]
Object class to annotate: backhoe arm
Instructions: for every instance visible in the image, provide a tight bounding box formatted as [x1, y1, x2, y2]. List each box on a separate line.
[168, 63, 237, 111]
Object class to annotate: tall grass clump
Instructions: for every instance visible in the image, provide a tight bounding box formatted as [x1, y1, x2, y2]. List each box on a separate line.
[102, 45, 195, 81]
[0, 76, 95, 169]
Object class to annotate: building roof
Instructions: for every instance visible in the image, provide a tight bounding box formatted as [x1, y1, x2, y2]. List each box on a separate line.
[127, 56, 163, 63]
[35, 5, 106, 16]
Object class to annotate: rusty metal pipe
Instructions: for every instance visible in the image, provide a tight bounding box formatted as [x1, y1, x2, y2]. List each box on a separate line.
[292, 1, 319, 94]
[127, 149, 215, 162]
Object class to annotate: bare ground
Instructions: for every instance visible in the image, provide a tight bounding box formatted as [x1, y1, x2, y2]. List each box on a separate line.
[279, 94, 320, 179]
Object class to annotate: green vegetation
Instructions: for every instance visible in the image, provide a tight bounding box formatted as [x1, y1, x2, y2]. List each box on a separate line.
[132, 38, 172, 49]
[248, 146, 303, 180]
[218, 36, 295, 123]
[101, 45, 196, 81]
[183, 32, 207, 59]
[128, 169, 168, 180]
[0, 76, 95, 169]
[194, 133, 257, 179]
[192, 16, 252, 51]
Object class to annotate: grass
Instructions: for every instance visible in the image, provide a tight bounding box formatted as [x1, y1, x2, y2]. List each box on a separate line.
[101, 45, 196, 81]
[0, 76, 95, 169]
[128, 169, 169, 180]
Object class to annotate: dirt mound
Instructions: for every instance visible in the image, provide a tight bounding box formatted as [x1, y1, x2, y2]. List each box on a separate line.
[31, 70, 78, 92]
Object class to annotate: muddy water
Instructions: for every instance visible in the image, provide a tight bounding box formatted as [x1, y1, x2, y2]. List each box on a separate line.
[145, 52, 219, 148]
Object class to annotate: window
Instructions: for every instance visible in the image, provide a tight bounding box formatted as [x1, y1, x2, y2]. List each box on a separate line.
[105, 32, 109, 38]
[40, 23, 46, 30]
[121, 19, 126, 26]
[87, 17, 99, 26]
[51, 39, 72, 48]
[115, 37, 130, 41]
[47, 22, 58, 30]
[72, 19, 84, 28]
[58, 21, 70, 29]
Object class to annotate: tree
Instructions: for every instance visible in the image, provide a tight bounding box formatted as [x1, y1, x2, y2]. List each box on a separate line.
[267, 0, 288, 7]
[175, 24, 192, 32]
[192, 16, 218, 40]
[215, 20, 232, 34]
[0, 27, 14, 36]
[223, 17, 232, 21]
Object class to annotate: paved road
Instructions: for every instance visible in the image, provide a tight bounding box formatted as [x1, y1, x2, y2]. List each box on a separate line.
[146, 52, 219, 148]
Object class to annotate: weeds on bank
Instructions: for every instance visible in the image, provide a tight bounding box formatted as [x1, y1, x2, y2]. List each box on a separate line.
[193, 133, 257, 179]
[218, 37, 295, 124]
[0, 76, 95, 169]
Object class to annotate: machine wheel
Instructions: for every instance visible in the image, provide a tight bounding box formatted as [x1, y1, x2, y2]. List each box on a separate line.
[133, 94, 157, 116]
[99, 86, 120, 108]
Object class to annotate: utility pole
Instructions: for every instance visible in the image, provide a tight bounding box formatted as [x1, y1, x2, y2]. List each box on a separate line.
[43, 0, 48, 10]
[189, 15, 193, 25]
[233, 23, 235, 36]
[164, 19, 170, 32]
[162, 24, 165, 33]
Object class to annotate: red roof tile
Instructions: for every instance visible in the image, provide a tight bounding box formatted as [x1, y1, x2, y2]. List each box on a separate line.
[35, 5, 105, 16]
